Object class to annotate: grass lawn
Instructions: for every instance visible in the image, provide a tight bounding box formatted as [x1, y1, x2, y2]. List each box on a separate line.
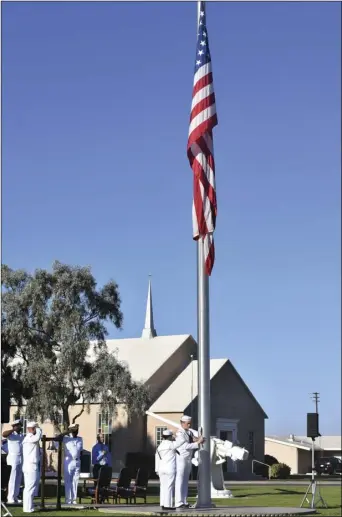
[6, 485, 341, 516]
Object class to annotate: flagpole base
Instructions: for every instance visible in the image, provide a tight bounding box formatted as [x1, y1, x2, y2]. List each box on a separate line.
[192, 502, 216, 509]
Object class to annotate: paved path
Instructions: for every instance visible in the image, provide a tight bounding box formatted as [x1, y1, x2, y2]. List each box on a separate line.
[97, 504, 316, 516]
[220, 481, 341, 486]
[42, 477, 342, 487]
[83, 479, 340, 487]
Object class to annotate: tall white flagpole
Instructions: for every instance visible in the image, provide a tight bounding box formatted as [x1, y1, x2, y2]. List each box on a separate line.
[196, 1, 213, 508]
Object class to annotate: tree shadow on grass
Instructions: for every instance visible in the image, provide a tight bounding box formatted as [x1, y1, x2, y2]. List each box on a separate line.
[275, 488, 306, 496]
[30, 511, 95, 515]
[232, 492, 278, 498]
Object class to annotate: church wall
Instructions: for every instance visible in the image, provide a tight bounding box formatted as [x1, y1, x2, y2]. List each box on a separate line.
[264, 441, 299, 474]
[111, 405, 145, 470]
[209, 361, 266, 478]
[184, 361, 266, 479]
[146, 412, 183, 452]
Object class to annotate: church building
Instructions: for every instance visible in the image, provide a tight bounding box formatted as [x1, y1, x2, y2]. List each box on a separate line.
[7, 280, 267, 479]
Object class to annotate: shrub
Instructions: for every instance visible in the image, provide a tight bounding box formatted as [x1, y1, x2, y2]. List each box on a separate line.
[265, 454, 279, 466]
[270, 462, 291, 479]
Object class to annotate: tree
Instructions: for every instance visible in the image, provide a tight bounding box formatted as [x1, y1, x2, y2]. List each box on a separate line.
[1, 267, 34, 405]
[1, 261, 150, 427]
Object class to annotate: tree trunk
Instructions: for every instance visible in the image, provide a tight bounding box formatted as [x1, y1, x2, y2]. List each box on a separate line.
[72, 405, 85, 424]
[62, 407, 70, 429]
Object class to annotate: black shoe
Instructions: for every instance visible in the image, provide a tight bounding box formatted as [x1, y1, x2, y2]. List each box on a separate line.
[162, 507, 175, 511]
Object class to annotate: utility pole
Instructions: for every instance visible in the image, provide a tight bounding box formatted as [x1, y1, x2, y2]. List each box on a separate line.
[311, 392, 320, 414]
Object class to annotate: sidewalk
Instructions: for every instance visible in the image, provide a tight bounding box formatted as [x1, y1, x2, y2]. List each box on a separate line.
[42, 478, 341, 487]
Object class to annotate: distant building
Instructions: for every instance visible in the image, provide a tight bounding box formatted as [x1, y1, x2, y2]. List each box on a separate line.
[7, 280, 267, 479]
[265, 435, 342, 474]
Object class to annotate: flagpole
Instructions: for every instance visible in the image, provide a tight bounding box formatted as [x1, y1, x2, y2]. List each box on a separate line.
[196, 0, 213, 508]
[196, 240, 212, 507]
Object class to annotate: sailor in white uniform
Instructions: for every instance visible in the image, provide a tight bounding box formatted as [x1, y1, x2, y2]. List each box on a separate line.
[155, 430, 179, 510]
[2, 419, 24, 504]
[33, 447, 43, 497]
[60, 424, 83, 504]
[175, 415, 204, 509]
[155, 426, 204, 510]
[22, 422, 42, 513]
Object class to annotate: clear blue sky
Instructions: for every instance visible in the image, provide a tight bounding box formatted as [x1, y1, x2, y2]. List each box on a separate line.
[2, 1, 340, 436]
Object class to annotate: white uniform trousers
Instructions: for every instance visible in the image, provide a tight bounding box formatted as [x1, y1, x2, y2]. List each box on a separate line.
[7, 463, 23, 502]
[34, 466, 41, 497]
[175, 457, 192, 507]
[64, 459, 80, 503]
[23, 469, 38, 513]
[159, 470, 176, 508]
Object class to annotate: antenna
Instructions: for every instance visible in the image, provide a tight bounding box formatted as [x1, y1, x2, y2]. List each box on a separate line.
[310, 392, 320, 414]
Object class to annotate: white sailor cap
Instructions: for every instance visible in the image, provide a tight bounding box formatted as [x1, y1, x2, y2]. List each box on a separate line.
[180, 415, 192, 423]
[11, 419, 22, 426]
[162, 429, 173, 437]
[27, 421, 37, 428]
[68, 423, 79, 431]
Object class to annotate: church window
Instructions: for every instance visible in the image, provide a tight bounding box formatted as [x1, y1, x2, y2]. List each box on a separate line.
[155, 426, 168, 447]
[97, 412, 112, 452]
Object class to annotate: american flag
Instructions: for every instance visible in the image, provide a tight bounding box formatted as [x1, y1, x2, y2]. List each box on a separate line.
[187, 1, 218, 276]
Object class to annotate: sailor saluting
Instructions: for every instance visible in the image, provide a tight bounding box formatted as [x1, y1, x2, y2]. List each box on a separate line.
[2, 419, 24, 504]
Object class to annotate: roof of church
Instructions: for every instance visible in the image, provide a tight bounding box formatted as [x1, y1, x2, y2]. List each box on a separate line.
[150, 358, 268, 417]
[149, 358, 227, 412]
[105, 334, 194, 383]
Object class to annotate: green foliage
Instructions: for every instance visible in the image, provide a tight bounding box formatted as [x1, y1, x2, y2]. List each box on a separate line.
[1, 261, 150, 427]
[270, 462, 291, 479]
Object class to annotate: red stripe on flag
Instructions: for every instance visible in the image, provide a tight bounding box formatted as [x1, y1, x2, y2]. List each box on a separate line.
[205, 236, 215, 276]
[192, 72, 213, 98]
[187, 113, 218, 150]
[190, 93, 216, 124]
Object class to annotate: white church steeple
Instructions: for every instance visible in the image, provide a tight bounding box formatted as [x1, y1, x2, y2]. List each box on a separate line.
[142, 276, 157, 339]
